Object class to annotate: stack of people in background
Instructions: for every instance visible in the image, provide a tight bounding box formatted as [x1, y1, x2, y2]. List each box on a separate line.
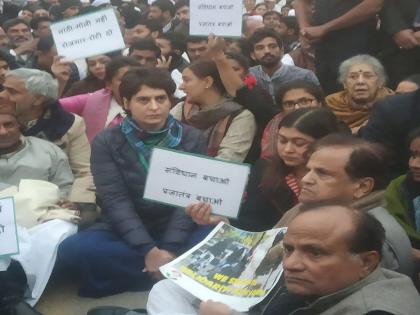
[0, 0, 420, 315]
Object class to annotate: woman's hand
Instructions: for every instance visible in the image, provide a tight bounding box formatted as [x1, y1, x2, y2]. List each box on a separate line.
[185, 202, 229, 225]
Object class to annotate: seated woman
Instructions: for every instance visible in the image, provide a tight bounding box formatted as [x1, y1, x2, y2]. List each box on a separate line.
[261, 80, 324, 158]
[171, 59, 257, 162]
[57, 68, 208, 298]
[235, 108, 341, 231]
[385, 127, 420, 273]
[59, 56, 140, 142]
[326, 54, 394, 133]
[64, 52, 119, 97]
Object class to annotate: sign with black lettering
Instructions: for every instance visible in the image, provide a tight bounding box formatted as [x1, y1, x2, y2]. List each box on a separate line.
[50, 8, 125, 60]
[190, 0, 243, 37]
[0, 197, 19, 257]
[143, 147, 250, 218]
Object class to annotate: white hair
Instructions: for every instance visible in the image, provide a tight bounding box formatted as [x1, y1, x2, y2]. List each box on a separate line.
[338, 54, 387, 85]
[6, 68, 59, 100]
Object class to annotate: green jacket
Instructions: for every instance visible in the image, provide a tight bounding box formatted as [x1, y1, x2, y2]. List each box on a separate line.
[385, 174, 420, 243]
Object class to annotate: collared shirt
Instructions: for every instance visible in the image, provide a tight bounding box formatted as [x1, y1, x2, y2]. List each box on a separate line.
[105, 97, 126, 127]
[249, 62, 320, 98]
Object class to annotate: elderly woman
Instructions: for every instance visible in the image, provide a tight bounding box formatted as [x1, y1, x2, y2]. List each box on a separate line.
[57, 68, 209, 297]
[326, 54, 394, 133]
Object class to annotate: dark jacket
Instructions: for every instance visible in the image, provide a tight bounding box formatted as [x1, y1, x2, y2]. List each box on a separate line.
[359, 90, 420, 179]
[381, 0, 419, 36]
[91, 123, 207, 255]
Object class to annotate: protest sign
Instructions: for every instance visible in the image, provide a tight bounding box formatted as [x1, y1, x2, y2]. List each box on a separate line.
[189, 0, 243, 37]
[143, 147, 250, 218]
[161, 222, 287, 312]
[0, 197, 19, 257]
[50, 8, 125, 60]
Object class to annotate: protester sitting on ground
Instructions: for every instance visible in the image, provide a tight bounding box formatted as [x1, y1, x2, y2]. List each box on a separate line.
[235, 108, 341, 231]
[147, 204, 420, 315]
[0, 68, 96, 215]
[262, 10, 283, 33]
[188, 135, 414, 275]
[57, 67, 209, 298]
[248, 28, 319, 98]
[261, 79, 324, 158]
[326, 54, 394, 134]
[0, 97, 73, 198]
[29, 16, 51, 38]
[64, 52, 121, 97]
[172, 59, 257, 162]
[2, 18, 34, 67]
[385, 127, 420, 275]
[396, 74, 420, 94]
[58, 56, 140, 142]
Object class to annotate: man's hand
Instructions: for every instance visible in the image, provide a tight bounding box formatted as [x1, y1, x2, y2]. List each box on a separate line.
[205, 34, 226, 60]
[300, 25, 329, 43]
[156, 55, 172, 69]
[393, 29, 419, 49]
[144, 247, 175, 274]
[51, 56, 72, 83]
[199, 300, 231, 315]
[185, 202, 228, 226]
[14, 39, 39, 55]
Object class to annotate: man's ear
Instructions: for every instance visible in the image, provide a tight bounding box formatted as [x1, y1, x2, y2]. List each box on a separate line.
[33, 94, 46, 107]
[250, 51, 256, 61]
[353, 177, 374, 199]
[356, 251, 380, 279]
[122, 97, 129, 110]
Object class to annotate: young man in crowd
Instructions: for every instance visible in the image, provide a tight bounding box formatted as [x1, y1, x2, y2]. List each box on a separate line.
[2, 18, 33, 67]
[147, 0, 177, 33]
[248, 28, 319, 98]
[173, 0, 189, 36]
[185, 36, 208, 63]
[128, 39, 161, 68]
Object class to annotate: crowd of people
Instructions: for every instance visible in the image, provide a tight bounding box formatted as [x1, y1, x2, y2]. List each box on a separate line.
[1, 0, 420, 315]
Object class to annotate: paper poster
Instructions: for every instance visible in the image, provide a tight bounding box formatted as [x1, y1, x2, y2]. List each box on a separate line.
[0, 197, 19, 257]
[161, 222, 287, 311]
[143, 147, 250, 218]
[50, 8, 125, 60]
[189, 0, 243, 37]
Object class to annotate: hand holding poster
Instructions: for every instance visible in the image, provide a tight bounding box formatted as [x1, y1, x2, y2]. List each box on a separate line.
[189, 0, 243, 37]
[160, 223, 287, 312]
[143, 148, 250, 218]
[50, 8, 125, 60]
[0, 197, 19, 257]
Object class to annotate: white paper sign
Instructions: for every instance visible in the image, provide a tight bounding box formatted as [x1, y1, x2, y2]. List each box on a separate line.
[143, 148, 250, 218]
[50, 8, 125, 60]
[0, 197, 19, 257]
[189, 0, 243, 37]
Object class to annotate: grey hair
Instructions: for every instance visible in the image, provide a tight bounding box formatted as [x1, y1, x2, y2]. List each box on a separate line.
[338, 54, 387, 85]
[6, 68, 59, 100]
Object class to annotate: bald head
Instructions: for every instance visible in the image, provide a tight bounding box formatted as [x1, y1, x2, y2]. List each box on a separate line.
[282, 204, 384, 297]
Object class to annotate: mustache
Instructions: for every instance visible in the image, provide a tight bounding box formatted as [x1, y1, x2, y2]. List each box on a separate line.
[262, 53, 275, 59]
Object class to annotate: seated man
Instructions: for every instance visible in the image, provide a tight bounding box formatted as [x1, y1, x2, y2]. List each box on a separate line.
[0, 68, 96, 218]
[147, 205, 420, 315]
[57, 67, 209, 298]
[0, 98, 73, 197]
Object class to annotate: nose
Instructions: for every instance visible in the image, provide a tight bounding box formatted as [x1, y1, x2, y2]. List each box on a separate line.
[283, 250, 304, 272]
[0, 125, 7, 135]
[284, 141, 294, 153]
[149, 98, 159, 110]
[263, 46, 271, 53]
[301, 169, 314, 185]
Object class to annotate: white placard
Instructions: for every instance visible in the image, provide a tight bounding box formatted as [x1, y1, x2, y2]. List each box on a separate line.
[50, 8, 126, 60]
[143, 148, 250, 218]
[0, 197, 19, 257]
[189, 0, 243, 37]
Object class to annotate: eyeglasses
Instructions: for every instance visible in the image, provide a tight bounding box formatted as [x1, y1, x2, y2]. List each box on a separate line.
[282, 97, 316, 110]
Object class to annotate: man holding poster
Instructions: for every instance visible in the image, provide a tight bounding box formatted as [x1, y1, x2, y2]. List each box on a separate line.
[57, 67, 210, 297]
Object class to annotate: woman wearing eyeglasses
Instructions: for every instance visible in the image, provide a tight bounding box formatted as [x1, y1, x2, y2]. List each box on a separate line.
[326, 54, 394, 134]
[261, 79, 325, 158]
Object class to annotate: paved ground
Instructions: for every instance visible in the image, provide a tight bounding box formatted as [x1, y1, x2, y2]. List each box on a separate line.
[35, 276, 149, 315]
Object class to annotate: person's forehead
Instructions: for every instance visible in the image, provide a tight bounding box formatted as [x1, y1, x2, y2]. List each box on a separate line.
[132, 49, 157, 56]
[133, 24, 150, 31]
[187, 41, 207, 48]
[136, 85, 168, 97]
[255, 36, 277, 45]
[9, 23, 29, 31]
[176, 5, 189, 13]
[309, 146, 352, 170]
[285, 208, 354, 247]
[0, 113, 17, 124]
[156, 38, 170, 45]
[348, 63, 375, 73]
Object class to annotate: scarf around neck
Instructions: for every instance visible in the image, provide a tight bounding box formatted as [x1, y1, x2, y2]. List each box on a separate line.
[120, 115, 183, 171]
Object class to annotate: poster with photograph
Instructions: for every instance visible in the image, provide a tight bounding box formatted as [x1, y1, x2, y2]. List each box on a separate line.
[160, 223, 287, 311]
